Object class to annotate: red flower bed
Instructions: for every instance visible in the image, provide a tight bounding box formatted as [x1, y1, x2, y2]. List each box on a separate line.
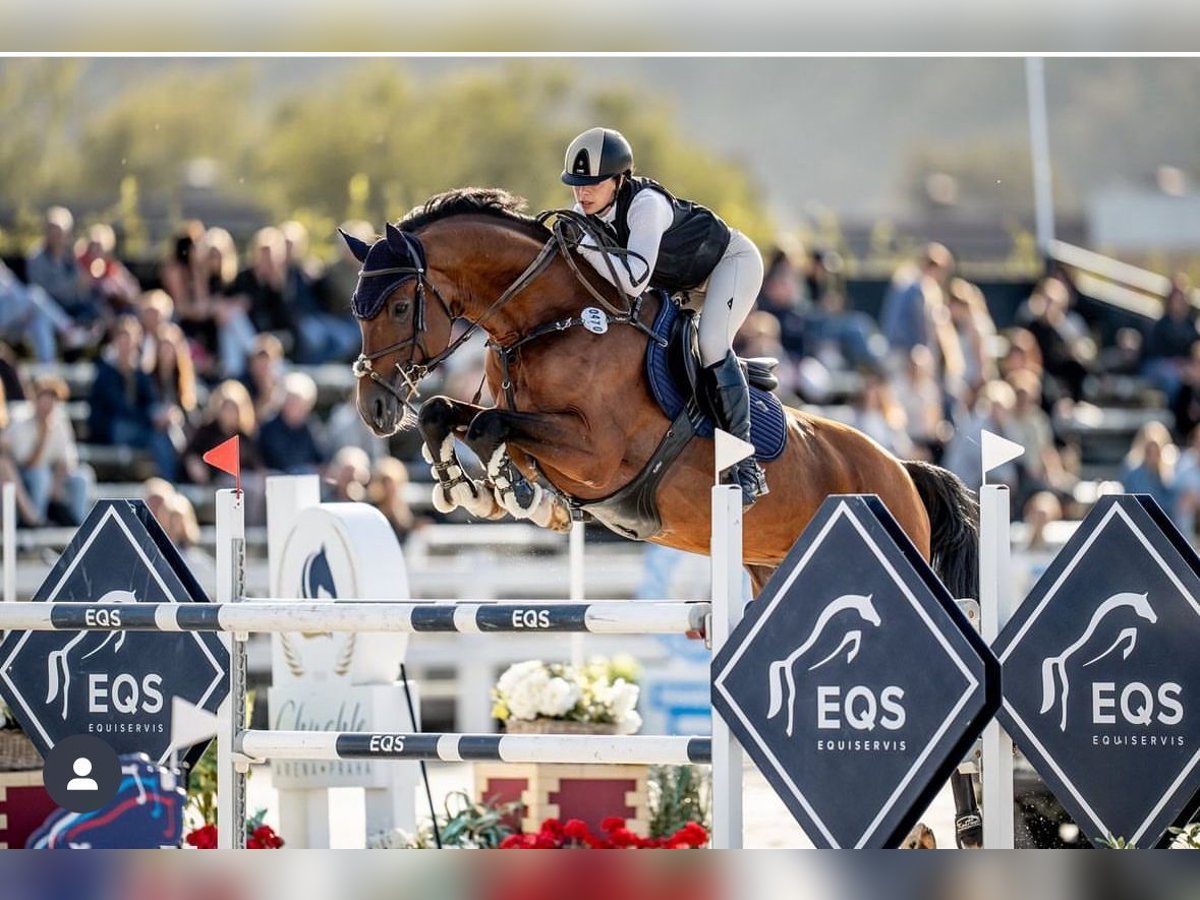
[184, 823, 284, 849]
[499, 817, 707, 850]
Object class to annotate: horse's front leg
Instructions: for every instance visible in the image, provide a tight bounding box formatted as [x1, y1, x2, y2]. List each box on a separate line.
[463, 409, 574, 533]
[417, 396, 503, 519]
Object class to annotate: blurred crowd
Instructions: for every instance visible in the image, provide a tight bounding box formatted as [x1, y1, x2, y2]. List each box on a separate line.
[0, 205, 418, 540]
[2, 204, 1198, 552]
[738, 241, 1199, 547]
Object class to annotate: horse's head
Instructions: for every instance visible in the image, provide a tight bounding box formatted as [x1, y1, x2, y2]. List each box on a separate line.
[343, 222, 457, 435]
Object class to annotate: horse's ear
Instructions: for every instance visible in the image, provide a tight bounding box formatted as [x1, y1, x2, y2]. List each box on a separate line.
[339, 227, 372, 263]
[384, 221, 408, 256]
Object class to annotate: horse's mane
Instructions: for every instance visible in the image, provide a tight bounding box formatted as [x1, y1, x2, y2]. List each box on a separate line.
[397, 187, 552, 240]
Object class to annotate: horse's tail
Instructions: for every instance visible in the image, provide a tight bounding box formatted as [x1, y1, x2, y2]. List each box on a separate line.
[902, 460, 979, 601]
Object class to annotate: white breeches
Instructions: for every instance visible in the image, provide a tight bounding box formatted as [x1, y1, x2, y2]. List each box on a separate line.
[695, 229, 764, 365]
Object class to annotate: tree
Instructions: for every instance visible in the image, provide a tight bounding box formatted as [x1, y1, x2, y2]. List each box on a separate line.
[0, 60, 83, 230]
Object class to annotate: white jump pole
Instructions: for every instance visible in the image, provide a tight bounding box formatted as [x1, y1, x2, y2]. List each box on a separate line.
[569, 518, 585, 667]
[710, 430, 748, 850]
[980, 482, 1015, 849]
[979, 431, 1021, 850]
[2, 483, 14, 604]
[215, 488, 247, 850]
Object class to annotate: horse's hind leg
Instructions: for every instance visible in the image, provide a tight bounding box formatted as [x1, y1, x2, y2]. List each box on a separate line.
[463, 409, 573, 533]
[418, 396, 503, 519]
[746, 564, 777, 599]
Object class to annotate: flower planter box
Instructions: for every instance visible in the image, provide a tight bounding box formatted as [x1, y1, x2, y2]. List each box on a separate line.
[474, 762, 649, 838]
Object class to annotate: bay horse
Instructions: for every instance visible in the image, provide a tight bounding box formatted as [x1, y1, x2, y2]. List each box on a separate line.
[342, 188, 978, 600]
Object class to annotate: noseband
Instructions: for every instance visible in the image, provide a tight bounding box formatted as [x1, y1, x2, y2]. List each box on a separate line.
[351, 228, 560, 415]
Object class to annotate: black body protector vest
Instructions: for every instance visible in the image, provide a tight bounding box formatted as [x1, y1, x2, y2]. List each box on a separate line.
[595, 176, 732, 295]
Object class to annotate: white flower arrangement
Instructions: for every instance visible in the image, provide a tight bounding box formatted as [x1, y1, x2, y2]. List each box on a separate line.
[491, 656, 642, 735]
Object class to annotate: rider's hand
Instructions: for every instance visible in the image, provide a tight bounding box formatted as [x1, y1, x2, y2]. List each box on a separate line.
[558, 217, 586, 247]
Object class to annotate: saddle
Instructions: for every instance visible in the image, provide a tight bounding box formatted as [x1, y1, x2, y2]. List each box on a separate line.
[665, 303, 780, 410]
[578, 295, 788, 541]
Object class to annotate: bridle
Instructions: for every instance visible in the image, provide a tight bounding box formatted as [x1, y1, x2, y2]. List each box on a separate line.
[351, 229, 559, 415]
[351, 212, 642, 415]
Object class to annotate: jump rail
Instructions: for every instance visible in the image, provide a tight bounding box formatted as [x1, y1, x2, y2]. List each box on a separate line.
[0, 600, 710, 636]
[237, 731, 713, 765]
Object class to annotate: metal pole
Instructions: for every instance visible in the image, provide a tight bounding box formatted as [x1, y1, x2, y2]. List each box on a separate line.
[1025, 56, 1056, 255]
[710, 483, 744, 849]
[980, 483, 1015, 849]
[2, 483, 14, 603]
[215, 489, 247, 850]
[569, 519, 585, 667]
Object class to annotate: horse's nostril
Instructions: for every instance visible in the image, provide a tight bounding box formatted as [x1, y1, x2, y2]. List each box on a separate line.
[373, 396, 387, 426]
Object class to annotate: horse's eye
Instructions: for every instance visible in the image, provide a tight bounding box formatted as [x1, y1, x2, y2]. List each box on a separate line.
[392, 301, 410, 320]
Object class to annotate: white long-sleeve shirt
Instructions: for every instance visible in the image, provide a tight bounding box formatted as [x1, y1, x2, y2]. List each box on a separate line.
[574, 188, 675, 298]
[6, 402, 79, 470]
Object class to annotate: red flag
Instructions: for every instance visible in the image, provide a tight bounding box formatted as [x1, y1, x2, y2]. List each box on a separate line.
[202, 435, 241, 492]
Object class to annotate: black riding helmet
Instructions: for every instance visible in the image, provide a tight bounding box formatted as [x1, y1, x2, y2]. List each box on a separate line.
[561, 127, 634, 186]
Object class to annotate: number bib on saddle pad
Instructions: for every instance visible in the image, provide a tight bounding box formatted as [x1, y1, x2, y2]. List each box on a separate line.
[644, 295, 787, 462]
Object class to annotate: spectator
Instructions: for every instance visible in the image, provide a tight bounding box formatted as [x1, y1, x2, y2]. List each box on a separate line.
[1142, 276, 1198, 404]
[7, 376, 93, 526]
[325, 445, 371, 502]
[182, 380, 263, 485]
[259, 372, 325, 474]
[1172, 343, 1200, 443]
[1005, 369, 1073, 508]
[849, 373, 913, 457]
[161, 221, 218, 364]
[206, 226, 258, 379]
[283, 220, 359, 364]
[142, 477, 176, 529]
[86, 317, 180, 479]
[369, 456, 417, 544]
[802, 287, 889, 376]
[137, 289, 175, 368]
[891, 345, 944, 461]
[147, 322, 199, 429]
[163, 492, 216, 593]
[1019, 276, 1095, 405]
[942, 380, 1018, 490]
[1172, 424, 1200, 544]
[205, 227, 239, 296]
[78, 223, 140, 318]
[0, 381, 42, 526]
[25, 206, 97, 325]
[754, 247, 807, 357]
[0, 258, 81, 362]
[1120, 421, 1178, 520]
[946, 277, 996, 394]
[242, 333, 287, 423]
[228, 227, 295, 356]
[878, 242, 954, 362]
[1022, 491, 1064, 551]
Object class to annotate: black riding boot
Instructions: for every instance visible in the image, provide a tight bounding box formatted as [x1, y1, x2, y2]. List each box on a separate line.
[705, 351, 769, 508]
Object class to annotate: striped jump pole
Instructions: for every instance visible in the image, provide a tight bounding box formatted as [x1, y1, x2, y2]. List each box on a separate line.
[238, 731, 712, 766]
[0, 600, 710, 636]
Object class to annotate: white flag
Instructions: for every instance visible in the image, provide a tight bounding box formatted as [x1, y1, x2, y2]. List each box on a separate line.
[168, 696, 219, 753]
[715, 428, 755, 480]
[981, 429, 1025, 477]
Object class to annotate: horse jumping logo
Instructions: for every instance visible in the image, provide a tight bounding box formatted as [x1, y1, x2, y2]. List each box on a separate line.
[766, 593, 882, 736]
[280, 545, 355, 678]
[46, 590, 139, 720]
[1039, 591, 1157, 731]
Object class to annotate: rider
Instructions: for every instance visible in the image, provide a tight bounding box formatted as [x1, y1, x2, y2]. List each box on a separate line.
[561, 126, 768, 507]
